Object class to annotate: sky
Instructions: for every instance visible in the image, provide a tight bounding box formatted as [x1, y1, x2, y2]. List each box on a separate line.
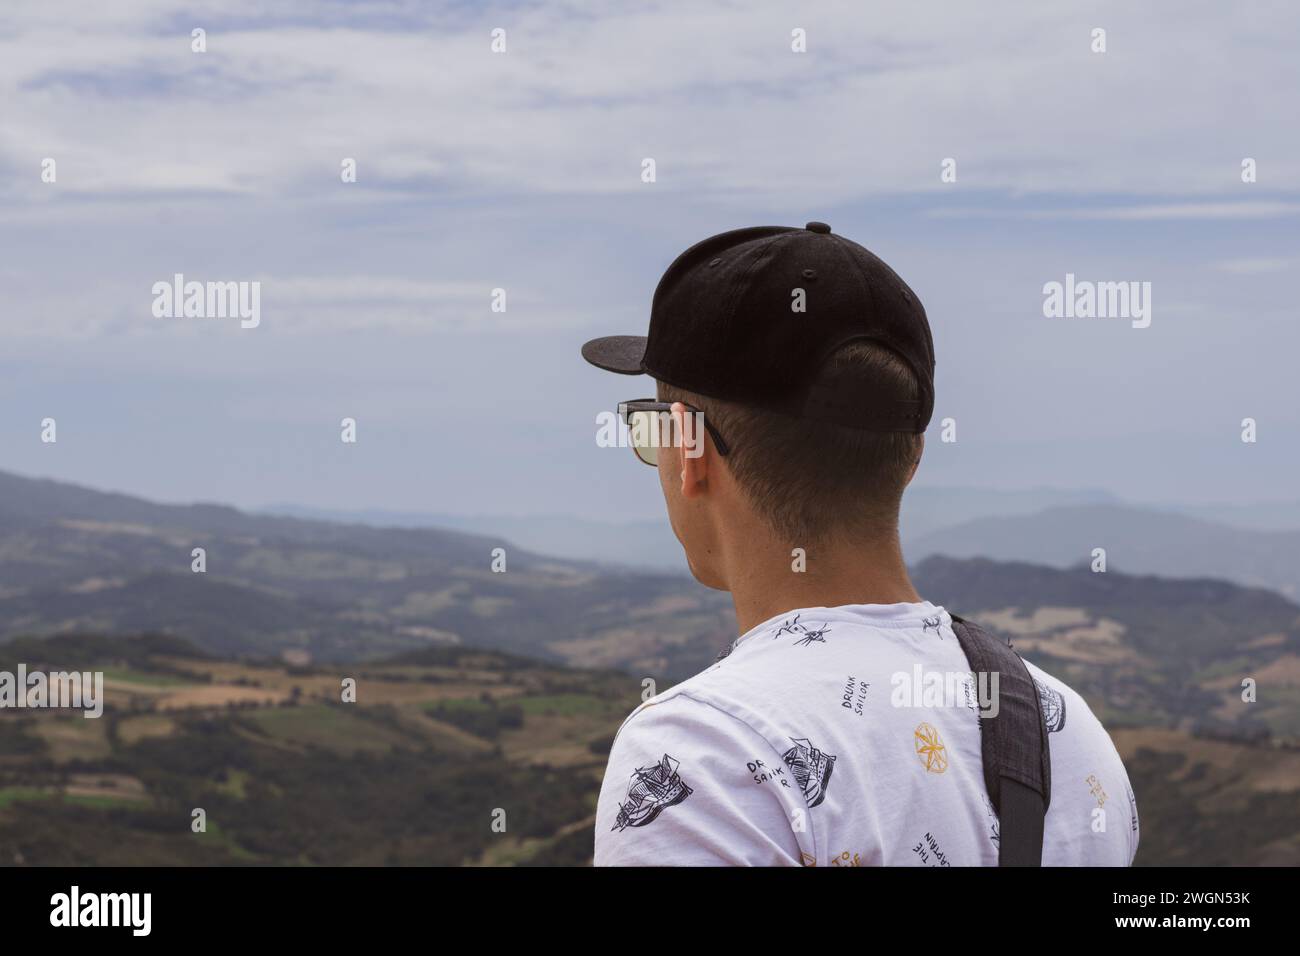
[0, 0, 1296, 522]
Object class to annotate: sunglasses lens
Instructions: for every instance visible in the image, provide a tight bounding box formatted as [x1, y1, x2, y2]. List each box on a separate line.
[627, 410, 661, 466]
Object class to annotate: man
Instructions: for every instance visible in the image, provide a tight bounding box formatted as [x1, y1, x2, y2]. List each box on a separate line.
[581, 222, 1137, 866]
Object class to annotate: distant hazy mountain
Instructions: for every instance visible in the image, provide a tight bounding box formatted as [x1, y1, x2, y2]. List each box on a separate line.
[264, 485, 1123, 573]
[267, 489, 1300, 599]
[3, 467, 1298, 683]
[902, 485, 1122, 538]
[0, 469, 735, 676]
[263, 504, 689, 573]
[1172, 499, 1300, 532]
[908, 504, 1300, 599]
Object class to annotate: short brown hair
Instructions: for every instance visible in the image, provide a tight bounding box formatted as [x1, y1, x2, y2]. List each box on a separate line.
[659, 341, 923, 543]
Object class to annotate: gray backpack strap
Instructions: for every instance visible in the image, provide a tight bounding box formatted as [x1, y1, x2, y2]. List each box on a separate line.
[950, 614, 1052, 867]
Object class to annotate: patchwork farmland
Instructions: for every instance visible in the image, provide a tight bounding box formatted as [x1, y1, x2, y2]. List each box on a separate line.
[0, 634, 635, 866]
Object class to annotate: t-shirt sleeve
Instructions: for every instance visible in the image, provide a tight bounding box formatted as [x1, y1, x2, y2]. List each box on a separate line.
[594, 693, 806, 866]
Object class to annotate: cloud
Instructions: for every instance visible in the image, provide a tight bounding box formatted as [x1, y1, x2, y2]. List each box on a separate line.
[1, 1, 1297, 205]
[1, 0, 1297, 514]
[1211, 257, 1298, 274]
[927, 201, 1300, 221]
[0, 272, 568, 340]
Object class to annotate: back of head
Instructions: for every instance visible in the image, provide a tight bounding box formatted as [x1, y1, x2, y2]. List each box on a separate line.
[660, 340, 923, 544]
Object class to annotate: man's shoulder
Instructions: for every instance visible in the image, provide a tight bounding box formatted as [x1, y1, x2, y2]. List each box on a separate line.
[614, 606, 940, 744]
[605, 647, 824, 790]
[612, 673, 770, 752]
[595, 676, 809, 866]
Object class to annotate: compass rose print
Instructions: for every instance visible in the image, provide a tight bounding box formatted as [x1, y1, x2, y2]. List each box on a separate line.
[913, 722, 948, 774]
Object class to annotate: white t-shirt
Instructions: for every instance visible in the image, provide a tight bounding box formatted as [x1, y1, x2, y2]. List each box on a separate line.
[594, 601, 1138, 867]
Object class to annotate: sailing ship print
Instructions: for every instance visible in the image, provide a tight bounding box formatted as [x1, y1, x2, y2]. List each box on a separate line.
[1034, 678, 1067, 733]
[612, 754, 693, 831]
[782, 737, 836, 807]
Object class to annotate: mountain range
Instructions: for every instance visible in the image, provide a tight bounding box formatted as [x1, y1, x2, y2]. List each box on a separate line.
[0, 467, 1296, 865]
[265, 488, 1300, 600]
[0, 468, 734, 677]
[0, 466, 1296, 727]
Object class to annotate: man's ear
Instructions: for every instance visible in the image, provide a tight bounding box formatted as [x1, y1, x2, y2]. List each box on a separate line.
[907, 434, 925, 484]
[672, 401, 709, 499]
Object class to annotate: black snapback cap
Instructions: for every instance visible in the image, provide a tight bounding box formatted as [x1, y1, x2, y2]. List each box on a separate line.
[581, 222, 935, 433]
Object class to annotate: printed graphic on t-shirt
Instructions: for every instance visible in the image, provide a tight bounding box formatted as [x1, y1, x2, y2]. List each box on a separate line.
[795, 626, 830, 647]
[914, 722, 948, 773]
[1035, 678, 1067, 733]
[1085, 772, 1108, 807]
[612, 753, 692, 831]
[839, 675, 869, 716]
[981, 793, 1001, 849]
[912, 831, 953, 867]
[747, 757, 790, 789]
[771, 614, 831, 646]
[782, 737, 836, 807]
[958, 673, 980, 717]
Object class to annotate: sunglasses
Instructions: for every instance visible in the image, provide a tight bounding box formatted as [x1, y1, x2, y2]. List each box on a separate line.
[616, 399, 731, 467]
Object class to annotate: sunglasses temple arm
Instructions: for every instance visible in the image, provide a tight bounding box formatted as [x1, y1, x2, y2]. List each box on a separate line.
[703, 420, 730, 456]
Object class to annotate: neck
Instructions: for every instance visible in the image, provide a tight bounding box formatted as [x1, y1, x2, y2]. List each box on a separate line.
[723, 527, 921, 636]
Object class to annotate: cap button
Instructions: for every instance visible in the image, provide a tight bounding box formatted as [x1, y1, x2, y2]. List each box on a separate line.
[805, 221, 831, 234]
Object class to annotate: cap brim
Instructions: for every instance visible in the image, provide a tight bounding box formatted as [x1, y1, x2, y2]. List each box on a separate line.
[580, 335, 648, 375]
